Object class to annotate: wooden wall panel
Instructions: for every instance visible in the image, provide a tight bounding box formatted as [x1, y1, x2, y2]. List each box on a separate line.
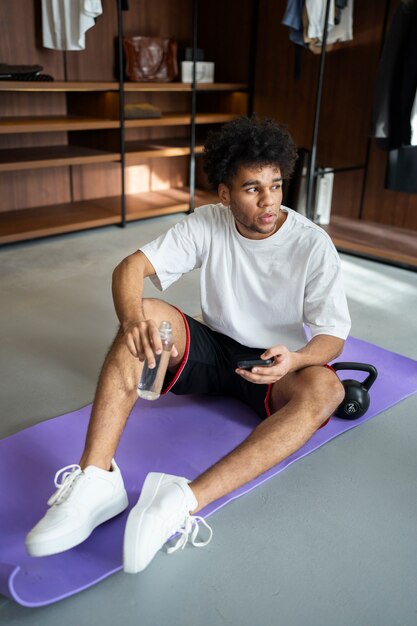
[65, 0, 118, 81]
[71, 163, 121, 201]
[0, 93, 67, 150]
[362, 141, 417, 230]
[197, 92, 248, 115]
[66, 0, 193, 81]
[0, 169, 71, 212]
[316, 2, 385, 169]
[0, 131, 68, 150]
[149, 157, 189, 191]
[66, 0, 194, 200]
[123, 158, 188, 195]
[122, 0, 192, 42]
[0, 0, 65, 79]
[197, 0, 253, 83]
[253, 0, 417, 231]
[71, 158, 189, 200]
[331, 170, 364, 219]
[254, 0, 385, 165]
[0, 92, 66, 117]
[0, 2, 69, 212]
[252, 0, 377, 220]
[254, 0, 318, 148]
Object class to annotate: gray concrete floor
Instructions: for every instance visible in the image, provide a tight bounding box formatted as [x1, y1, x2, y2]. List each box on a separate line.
[1, 215, 417, 626]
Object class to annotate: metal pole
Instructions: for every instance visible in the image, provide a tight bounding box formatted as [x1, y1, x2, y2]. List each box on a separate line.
[188, 0, 198, 213]
[305, 0, 332, 222]
[247, 0, 259, 116]
[117, 0, 126, 226]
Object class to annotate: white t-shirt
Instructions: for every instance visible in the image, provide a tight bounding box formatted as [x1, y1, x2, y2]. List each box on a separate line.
[140, 204, 351, 351]
[306, 0, 353, 44]
[42, 0, 103, 51]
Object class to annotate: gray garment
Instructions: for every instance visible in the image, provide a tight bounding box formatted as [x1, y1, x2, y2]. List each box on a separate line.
[371, 1, 417, 149]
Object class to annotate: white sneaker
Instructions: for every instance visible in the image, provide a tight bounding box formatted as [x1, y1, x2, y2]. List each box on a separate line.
[123, 472, 213, 574]
[26, 459, 128, 557]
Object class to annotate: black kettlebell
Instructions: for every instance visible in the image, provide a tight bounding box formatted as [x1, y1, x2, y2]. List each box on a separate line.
[331, 362, 378, 420]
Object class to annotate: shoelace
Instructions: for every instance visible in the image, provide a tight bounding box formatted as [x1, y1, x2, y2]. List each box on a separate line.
[166, 515, 213, 554]
[47, 464, 83, 506]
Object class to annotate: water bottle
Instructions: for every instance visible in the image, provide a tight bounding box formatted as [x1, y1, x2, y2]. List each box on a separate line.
[137, 321, 173, 400]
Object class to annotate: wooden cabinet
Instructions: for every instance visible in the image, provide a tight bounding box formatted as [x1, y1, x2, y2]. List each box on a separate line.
[120, 81, 247, 223]
[0, 0, 251, 245]
[0, 81, 121, 243]
[0, 80, 248, 245]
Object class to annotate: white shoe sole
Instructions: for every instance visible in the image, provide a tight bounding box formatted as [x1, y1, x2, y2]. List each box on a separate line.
[123, 472, 166, 574]
[26, 490, 129, 557]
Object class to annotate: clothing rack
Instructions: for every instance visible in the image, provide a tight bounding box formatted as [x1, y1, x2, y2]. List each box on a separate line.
[304, 0, 392, 223]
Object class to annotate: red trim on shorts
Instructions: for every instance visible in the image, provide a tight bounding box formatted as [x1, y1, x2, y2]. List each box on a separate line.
[264, 363, 337, 428]
[264, 384, 273, 418]
[161, 306, 190, 395]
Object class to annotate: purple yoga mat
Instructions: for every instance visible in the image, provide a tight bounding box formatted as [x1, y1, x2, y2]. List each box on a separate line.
[1, 336, 417, 607]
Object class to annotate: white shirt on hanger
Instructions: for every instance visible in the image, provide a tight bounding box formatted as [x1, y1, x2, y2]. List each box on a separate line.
[306, 0, 353, 44]
[42, 0, 103, 51]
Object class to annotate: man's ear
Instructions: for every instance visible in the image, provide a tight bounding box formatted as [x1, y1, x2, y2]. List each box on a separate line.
[218, 183, 230, 206]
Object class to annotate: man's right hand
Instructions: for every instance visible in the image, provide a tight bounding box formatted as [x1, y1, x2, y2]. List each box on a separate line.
[122, 320, 178, 368]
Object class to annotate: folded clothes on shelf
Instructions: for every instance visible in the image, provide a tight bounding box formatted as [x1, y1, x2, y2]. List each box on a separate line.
[0, 63, 54, 81]
[124, 103, 162, 119]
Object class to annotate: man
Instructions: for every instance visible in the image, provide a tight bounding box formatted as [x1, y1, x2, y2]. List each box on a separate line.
[26, 116, 350, 574]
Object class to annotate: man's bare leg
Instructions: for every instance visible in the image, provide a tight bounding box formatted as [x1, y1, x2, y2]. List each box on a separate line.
[25, 298, 189, 558]
[79, 298, 187, 471]
[121, 364, 345, 573]
[190, 366, 345, 512]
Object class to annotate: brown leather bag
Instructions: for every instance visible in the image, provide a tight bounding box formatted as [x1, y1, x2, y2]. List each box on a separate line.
[123, 36, 178, 82]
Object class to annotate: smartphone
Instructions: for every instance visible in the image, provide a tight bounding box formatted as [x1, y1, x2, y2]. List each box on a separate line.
[237, 357, 274, 370]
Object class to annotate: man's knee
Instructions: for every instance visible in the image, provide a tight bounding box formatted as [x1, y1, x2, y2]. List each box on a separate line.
[142, 297, 163, 317]
[142, 298, 182, 326]
[306, 369, 345, 424]
[271, 366, 345, 425]
[142, 298, 187, 366]
[316, 369, 345, 416]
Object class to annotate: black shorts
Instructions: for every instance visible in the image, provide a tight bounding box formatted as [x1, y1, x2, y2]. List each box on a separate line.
[162, 309, 272, 419]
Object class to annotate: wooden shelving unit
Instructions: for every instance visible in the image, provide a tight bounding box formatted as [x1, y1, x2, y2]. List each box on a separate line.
[0, 79, 247, 243]
[0, 146, 120, 172]
[0, 0, 250, 245]
[124, 112, 237, 129]
[124, 137, 203, 162]
[0, 81, 120, 92]
[0, 187, 227, 245]
[0, 197, 121, 244]
[0, 81, 248, 94]
[125, 188, 191, 220]
[124, 188, 218, 222]
[123, 82, 248, 92]
[0, 116, 120, 134]
[0, 112, 238, 134]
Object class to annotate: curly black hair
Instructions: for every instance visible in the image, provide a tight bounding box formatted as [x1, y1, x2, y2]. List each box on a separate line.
[202, 115, 298, 190]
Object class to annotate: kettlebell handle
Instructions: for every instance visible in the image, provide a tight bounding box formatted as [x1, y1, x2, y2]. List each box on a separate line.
[331, 362, 378, 391]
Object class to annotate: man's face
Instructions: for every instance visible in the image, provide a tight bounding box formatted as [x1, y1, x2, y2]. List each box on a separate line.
[218, 164, 284, 240]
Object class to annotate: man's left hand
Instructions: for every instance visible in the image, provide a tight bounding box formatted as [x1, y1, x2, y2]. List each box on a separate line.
[235, 345, 295, 384]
